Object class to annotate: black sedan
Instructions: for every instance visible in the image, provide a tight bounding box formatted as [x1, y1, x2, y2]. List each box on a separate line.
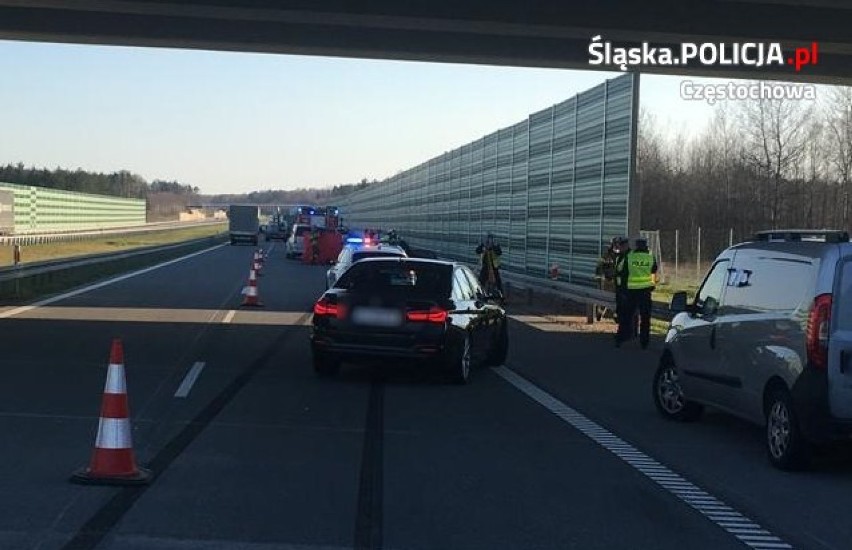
[310, 258, 508, 383]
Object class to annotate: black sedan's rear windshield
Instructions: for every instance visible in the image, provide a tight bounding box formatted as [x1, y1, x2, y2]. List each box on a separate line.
[336, 261, 452, 297]
[352, 251, 405, 262]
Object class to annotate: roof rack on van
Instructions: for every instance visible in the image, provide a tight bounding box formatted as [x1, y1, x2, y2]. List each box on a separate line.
[754, 230, 850, 243]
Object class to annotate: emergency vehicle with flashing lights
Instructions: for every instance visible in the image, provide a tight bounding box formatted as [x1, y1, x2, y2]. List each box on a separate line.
[326, 236, 407, 289]
[285, 205, 342, 259]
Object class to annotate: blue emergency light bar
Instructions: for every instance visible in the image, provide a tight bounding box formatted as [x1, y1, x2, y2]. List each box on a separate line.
[346, 237, 364, 244]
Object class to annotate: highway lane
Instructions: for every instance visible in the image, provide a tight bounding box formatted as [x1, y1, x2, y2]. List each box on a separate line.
[0, 243, 328, 549]
[507, 317, 852, 550]
[0, 244, 840, 549]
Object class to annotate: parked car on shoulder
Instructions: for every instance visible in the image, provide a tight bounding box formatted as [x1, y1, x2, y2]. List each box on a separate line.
[654, 229, 852, 470]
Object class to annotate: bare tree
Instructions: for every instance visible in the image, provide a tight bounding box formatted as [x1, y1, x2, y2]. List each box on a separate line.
[825, 87, 852, 227]
[736, 88, 814, 228]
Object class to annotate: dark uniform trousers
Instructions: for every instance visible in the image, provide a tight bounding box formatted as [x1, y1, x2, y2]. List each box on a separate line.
[625, 288, 653, 347]
[615, 287, 632, 342]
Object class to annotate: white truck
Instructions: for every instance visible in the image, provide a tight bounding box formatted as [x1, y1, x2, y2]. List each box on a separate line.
[228, 205, 260, 245]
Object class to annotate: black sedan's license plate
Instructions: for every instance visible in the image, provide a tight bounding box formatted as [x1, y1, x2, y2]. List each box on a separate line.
[351, 307, 403, 327]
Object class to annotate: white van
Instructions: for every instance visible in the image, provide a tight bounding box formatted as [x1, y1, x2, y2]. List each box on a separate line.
[285, 224, 311, 259]
[655, 229, 852, 470]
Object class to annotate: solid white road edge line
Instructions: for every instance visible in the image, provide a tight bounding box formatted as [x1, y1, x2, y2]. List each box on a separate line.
[174, 362, 206, 398]
[0, 243, 226, 319]
[492, 365, 794, 550]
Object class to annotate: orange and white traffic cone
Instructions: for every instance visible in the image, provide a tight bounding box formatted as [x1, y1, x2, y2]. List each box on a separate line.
[252, 253, 264, 276]
[71, 338, 151, 485]
[241, 267, 263, 307]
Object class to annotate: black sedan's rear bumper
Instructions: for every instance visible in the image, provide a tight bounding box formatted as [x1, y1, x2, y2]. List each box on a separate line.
[311, 335, 447, 363]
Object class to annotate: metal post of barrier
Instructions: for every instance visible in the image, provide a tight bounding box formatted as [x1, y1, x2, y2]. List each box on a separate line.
[674, 230, 679, 284]
[13, 244, 22, 297]
[729, 227, 733, 247]
[586, 302, 595, 324]
[696, 226, 702, 282]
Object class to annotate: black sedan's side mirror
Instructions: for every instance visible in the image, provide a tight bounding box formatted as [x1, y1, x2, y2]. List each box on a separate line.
[670, 291, 689, 313]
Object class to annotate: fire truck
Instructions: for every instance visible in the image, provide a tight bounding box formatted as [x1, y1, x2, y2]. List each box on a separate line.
[285, 205, 343, 259]
[291, 205, 340, 229]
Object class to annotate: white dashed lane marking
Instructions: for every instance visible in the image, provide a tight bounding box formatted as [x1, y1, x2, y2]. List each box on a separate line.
[174, 362, 206, 398]
[493, 366, 794, 550]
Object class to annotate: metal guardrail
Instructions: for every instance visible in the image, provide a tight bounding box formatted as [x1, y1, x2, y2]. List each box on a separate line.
[0, 232, 226, 284]
[500, 269, 674, 322]
[0, 219, 225, 246]
[388, 241, 675, 323]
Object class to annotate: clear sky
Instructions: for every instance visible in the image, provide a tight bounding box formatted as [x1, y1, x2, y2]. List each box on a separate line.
[0, 39, 793, 195]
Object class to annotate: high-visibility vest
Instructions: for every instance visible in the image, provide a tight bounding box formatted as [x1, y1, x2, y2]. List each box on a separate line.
[626, 251, 655, 289]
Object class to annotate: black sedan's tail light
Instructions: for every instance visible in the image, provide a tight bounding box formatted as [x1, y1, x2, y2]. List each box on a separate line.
[406, 306, 448, 324]
[314, 296, 345, 319]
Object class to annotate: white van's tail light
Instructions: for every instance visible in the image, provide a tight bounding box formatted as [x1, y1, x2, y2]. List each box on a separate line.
[806, 293, 832, 369]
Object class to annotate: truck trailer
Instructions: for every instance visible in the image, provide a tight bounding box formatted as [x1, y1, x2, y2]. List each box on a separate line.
[228, 205, 260, 245]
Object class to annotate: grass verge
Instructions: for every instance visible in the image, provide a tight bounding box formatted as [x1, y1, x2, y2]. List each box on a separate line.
[0, 223, 227, 268]
[653, 282, 699, 305]
[650, 317, 670, 336]
[0, 232, 227, 303]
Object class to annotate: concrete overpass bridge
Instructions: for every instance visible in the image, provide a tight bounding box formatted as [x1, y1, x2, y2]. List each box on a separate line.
[0, 0, 848, 83]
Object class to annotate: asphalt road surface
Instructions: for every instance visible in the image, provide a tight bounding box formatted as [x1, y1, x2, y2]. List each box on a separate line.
[0, 242, 849, 550]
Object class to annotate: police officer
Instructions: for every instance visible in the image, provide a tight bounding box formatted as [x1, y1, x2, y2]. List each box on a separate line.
[596, 237, 621, 291]
[617, 236, 658, 349]
[596, 237, 620, 321]
[388, 229, 412, 256]
[476, 233, 503, 295]
[612, 237, 632, 346]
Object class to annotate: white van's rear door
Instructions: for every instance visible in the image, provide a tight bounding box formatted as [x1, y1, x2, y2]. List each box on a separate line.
[828, 259, 852, 419]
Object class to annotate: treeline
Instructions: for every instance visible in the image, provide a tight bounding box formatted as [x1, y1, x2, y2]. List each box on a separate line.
[0, 163, 199, 199]
[201, 178, 375, 205]
[639, 86, 852, 257]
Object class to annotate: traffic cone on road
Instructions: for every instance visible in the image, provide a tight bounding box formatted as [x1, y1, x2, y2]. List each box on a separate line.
[252, 253, 264, 276]
[71, 338, 151, 485]
[241, 267, 263, 307]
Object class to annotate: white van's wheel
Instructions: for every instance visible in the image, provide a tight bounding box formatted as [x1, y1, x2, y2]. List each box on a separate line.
[652, 356, 703, 422]
[765, 387, 810, 470]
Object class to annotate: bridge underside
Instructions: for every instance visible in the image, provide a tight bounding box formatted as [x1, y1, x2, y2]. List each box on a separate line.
[0, 1, 849, 83]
